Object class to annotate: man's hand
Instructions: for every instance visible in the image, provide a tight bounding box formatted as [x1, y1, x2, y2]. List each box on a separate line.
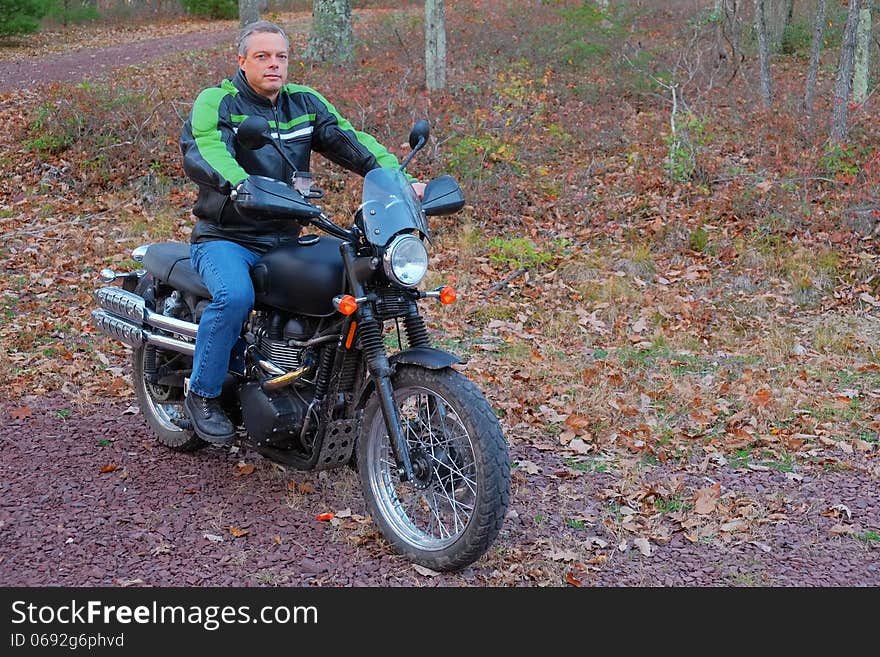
[411, 182, 426, 199]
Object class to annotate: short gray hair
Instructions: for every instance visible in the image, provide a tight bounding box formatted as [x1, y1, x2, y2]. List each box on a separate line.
[238, 20, 290, 57]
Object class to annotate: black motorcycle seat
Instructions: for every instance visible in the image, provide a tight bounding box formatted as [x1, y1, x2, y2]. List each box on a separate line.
[143, 242, 211, 299]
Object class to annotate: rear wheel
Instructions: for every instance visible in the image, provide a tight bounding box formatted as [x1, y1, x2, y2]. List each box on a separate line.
[130, 276, 202, 451]
[357, 366, 510, 571]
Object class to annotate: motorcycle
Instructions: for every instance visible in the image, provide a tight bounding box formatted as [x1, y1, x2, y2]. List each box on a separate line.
[91, 117, 510, 571]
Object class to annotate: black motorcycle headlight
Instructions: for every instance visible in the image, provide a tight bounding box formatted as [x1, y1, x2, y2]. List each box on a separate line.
[383, 234, 428, 288]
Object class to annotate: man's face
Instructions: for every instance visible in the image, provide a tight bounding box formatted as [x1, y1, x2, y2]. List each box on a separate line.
[238, 31, 289, 101]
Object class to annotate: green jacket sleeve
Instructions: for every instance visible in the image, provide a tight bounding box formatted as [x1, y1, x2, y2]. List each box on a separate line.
[180, 84, 249, 192]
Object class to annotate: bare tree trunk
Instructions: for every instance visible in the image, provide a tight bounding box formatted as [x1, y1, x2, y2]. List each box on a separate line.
[754, 0, 772, 107]
[830, 0, 862, 144]
[239, 0, 260, 27]
[803, 0, 827, 116]
[305, 0, 353, 63]
[770, 0, 796, 51]
[724, 0, 744, 83]
[425, 0, 447, 91]
[712, 0, 725, 66]
[853, 0, 873, 103]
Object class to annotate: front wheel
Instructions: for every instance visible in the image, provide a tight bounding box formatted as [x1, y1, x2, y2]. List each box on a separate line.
[357, 366, 510, 571]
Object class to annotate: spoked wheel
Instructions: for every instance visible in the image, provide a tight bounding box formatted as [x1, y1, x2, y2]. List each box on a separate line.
[130, 276, 203, 452]
[131, 344, 202, 451]
[358, 366, 510, 571]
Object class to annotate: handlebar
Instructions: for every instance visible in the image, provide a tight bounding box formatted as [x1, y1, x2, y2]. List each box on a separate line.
[232, 175, 355, 239]
[310, 212, 357, 242]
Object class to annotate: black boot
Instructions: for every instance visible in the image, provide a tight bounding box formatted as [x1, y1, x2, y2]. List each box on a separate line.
[184, 392, 235, 446]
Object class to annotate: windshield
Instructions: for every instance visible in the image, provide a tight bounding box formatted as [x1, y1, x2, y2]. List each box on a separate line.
[360, 167, 430, 246]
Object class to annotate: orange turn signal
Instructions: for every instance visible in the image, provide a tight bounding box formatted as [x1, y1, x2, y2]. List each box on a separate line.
[439, 286, 457, 304]
[336, 295, 358, 315]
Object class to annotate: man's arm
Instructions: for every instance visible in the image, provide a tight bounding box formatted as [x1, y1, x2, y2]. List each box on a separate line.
[180, 85, 249, 192]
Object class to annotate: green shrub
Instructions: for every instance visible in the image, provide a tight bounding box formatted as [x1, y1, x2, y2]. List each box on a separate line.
[779, 18, 812, 56]
[0, 0, 48, 38]
[21, 79, 183, 190]
[535, 3, 616, 68]
[689, 227, 710, 253]
[820, 143, 867, 178]
[26, 102, 79, 154]
[44, 0, 101, 26]
[180, 0, 237, 20]
[665, 111, 710, 182]
[486, 237, 569, 270]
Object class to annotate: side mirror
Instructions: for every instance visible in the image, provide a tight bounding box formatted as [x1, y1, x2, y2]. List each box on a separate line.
[421, 175, 465, 216]
[237, 115, 272, 150]
[409, 120, 430, 150]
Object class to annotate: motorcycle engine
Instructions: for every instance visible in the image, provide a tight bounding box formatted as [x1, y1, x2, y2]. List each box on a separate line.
[240, 311, 317, 447]
[254, 312, 313, 371]
[239, 381, 310, 447]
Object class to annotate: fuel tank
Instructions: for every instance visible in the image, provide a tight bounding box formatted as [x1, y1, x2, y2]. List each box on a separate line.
[251, 236, 345, 317]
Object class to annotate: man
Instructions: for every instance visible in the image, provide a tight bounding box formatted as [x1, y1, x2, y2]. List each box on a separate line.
[180, 20, 422, 445]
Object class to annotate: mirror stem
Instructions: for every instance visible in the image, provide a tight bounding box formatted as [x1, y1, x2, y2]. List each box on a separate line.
[269, 142, 299, 180]
[398, 137, 425, 172]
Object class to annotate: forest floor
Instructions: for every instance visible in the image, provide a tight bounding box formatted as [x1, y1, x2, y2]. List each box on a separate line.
[0, 1, 878, 587]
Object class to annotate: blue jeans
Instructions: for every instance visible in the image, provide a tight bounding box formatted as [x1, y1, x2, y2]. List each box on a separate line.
[188, 240, 261, 398]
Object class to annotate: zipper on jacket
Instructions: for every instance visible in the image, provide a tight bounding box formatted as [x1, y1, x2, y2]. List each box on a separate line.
[272, 105, 291, 185]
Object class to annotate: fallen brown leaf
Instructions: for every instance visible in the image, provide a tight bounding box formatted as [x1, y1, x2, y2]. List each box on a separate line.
[720, 519, 748, 533]
[694, 483, 721, 515]
[566, 438, 592, 455]
[9, 406, 32, 420]
[689, 409, 710, 425]
[558, 429, 576, 445]
[821, 504, 851, 520]
[546, 548, 580, 562]
[565, 572, 583, 587]
[515, 460, 541, 474]
[291, 482, 315, 494]
[752, 388, 772, 407]
[564, 414, 592, 431]
[114, 578, 145, 587]
[413, 564, 441, 577]
[633, 537, 653, 556]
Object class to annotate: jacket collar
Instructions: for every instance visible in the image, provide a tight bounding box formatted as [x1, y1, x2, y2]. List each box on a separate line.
[232, 69, 278, 107]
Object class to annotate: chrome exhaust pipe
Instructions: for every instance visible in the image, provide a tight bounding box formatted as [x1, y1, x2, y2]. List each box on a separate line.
[95, 288, 290, 368]
[90, 310, 195, 356]
[146, 333, 195, 356]
[95, 287, 198, 339]
[90, 310, 144, 349]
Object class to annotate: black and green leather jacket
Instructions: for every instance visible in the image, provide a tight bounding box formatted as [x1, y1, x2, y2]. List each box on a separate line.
[180, 69, 402, 253]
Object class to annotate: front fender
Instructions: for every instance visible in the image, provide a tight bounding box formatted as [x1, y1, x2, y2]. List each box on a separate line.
[353, 347, 463, 411]
[389, 346, 462, 369]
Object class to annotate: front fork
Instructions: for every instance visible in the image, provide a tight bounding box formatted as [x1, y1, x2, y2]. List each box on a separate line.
[341, 244, 414, 482]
